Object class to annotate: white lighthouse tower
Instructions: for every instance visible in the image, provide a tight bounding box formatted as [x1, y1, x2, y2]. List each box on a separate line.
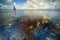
[13, 2, 16, 10]
[13, 2, 18, 17]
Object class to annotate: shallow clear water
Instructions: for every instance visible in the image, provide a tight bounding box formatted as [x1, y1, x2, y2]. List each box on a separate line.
[0, 9, 60, 40]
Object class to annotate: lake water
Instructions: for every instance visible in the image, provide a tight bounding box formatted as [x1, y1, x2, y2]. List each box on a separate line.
[0, 9, 60, 40]
[0, 9, 60, 25]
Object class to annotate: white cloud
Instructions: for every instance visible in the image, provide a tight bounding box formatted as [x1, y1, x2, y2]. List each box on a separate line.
[15, 0, 58, 9]
[1, 0, 60, 9]
[1, 0, 12, 5]
[1, 5, 13, 9]
[7, 0, 12, 2]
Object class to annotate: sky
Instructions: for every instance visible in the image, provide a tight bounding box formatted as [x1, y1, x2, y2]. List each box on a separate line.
[13, 0, 27, 4]
[0, 0, 27, 5]
[0, 0, 12, 5]
[0, 0, 60, 9]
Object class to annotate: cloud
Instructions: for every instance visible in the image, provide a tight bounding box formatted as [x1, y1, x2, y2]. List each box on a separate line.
[1, 0, 12, 5]
[1, 0, 60, 9]
[27, 0, 57, 9]
[1, 5, 13, 9]
[7, 0, 12, 2]
[15, 0, 59, 9]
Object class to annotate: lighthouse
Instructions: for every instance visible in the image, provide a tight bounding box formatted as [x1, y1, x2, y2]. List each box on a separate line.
[13, 2, 18, 17]
[13, 6, 16, 10]
[13, 2, 16, 10]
